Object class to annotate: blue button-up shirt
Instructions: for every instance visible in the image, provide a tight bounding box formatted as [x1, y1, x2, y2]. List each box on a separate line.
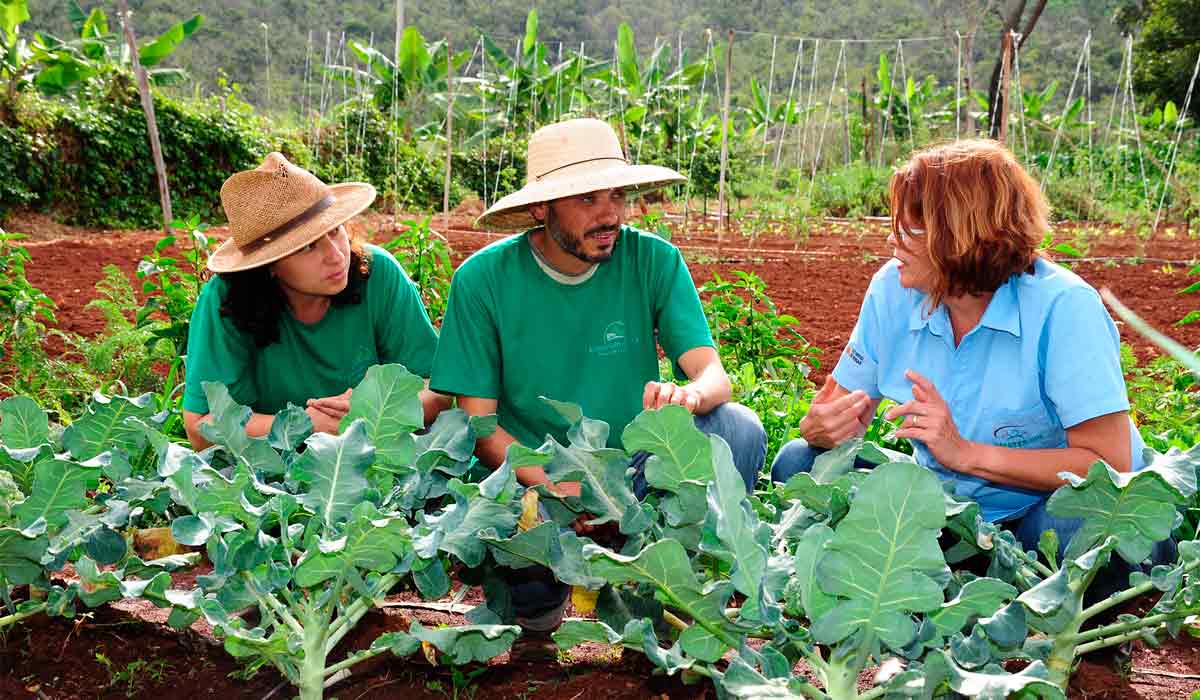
[833, 257, 1145, 522]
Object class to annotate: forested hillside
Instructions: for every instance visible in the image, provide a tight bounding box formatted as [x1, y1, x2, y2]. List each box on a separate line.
[26, 0, 1136, 114]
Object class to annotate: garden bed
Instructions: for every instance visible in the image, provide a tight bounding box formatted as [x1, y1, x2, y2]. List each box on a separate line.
[9, 210, 1200, 376]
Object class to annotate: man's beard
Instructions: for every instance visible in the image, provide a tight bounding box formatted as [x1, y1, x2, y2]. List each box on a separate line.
[545, 210, 618, 264]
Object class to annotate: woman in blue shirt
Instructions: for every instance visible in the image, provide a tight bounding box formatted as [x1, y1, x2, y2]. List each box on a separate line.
[773, 139, 1145, 552]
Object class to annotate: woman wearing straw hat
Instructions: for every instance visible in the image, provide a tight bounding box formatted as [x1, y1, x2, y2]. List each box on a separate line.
[181, 152, 449, 450]
[430, 118, 767, 653]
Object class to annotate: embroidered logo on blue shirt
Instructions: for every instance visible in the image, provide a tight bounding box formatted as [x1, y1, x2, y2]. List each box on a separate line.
[845, 344, 865, 366]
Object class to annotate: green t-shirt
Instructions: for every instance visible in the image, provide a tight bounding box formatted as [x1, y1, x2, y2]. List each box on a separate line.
[183, 245, 438, 415]
[430, 225, 713, 450]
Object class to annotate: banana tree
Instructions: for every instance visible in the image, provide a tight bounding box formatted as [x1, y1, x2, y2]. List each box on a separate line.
[35, 2, 203, 95]
[473, 9, 607, 135]
[867, 52, 957, 141]
[343, 26, 473, 135]
[605, 22, 714, 163]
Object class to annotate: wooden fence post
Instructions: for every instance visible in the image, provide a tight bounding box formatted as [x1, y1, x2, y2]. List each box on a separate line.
[999, 31, 1013, 144]
[443, 35, 454, 230]
[116, 0, 172, 234]
[716, 29, 734, 249]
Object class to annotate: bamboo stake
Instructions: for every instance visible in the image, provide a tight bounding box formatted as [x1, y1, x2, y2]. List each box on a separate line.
[116, 0, 172, 234]
[716, 29, 734, 247]
[443, 35, 454, 230]
[998, 31, 1012, 144]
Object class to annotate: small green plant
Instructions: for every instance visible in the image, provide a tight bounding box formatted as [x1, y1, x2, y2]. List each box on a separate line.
[700, 270, 819, 462]
[0, 230, 55, 365]
[635, 209, 672, 241]
[1181, 262, 1200, 327]
[95, 653, 171, 698]
[382, 215, 454, 324]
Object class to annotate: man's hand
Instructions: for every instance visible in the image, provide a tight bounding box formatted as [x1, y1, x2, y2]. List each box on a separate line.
[885, 370, 974, 469]
[305, 388, 353, 434]
[643, 381, 702, 413]
[799, 376, 874, 449]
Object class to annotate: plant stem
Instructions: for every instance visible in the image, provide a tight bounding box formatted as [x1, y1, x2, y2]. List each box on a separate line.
[298, 606, 330, 700]
[662, 610, 689, 632]
[1075, 624, 1163, 656]
[1082, 556, 1200, 623]
[324, 573, 400, 655]
[246, 575, 305, 637]
[822, 657, 860, 700]
[321, 644, 392, 681]
[0, 602, 46, 629]
[1068, 611, 1184, 646]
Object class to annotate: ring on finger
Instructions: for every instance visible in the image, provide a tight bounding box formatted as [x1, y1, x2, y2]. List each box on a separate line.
[913, 415, 919, 428]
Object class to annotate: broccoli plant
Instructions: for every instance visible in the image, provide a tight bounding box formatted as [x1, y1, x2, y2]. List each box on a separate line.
[0, 394, 195, 631]
[533, 404, 1199, 700]
[153, 367, 524, 700]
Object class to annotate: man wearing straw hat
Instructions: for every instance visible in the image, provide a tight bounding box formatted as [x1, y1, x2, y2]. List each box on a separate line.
[431, 118, 766, 650]
[182, 152, 448, 449]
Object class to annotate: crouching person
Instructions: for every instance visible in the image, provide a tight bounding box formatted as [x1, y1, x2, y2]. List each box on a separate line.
[430, 119, 767, 658]
[183, 152, 449, 450]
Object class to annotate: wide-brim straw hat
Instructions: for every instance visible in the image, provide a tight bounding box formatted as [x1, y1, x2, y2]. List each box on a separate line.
[208, 152, 376, 273]
[476, 118, 686, 231]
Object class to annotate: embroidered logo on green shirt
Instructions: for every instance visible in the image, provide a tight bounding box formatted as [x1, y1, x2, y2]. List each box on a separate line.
[590, 321, 628, 356]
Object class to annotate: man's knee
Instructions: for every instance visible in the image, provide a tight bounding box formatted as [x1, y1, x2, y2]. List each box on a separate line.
[771, 438, 819, 483]
[695, 402, 766, 489]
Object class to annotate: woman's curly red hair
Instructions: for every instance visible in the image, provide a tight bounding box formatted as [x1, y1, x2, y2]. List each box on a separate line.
[890, 139, 1047, 309]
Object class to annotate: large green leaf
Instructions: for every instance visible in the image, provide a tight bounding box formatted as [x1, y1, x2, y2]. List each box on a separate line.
[49, 508, 127, 564]
[721, 657, 807, 699]
[294, 505, 412, 587]
[811, 461, 947, 653]
[940, 653, 1066, 700]
[0, 443, 52, 492]
[621, 405, 712, 491]
[0, 0, 29, 39]
[0, 525, 48, 585]
[13, 459, 99, 530]
[481, 522, 603, 587]
[616, 23, 640, 94]
[138, 14, 203, 67]
[0, 396, 49, 449]
[553, 619, 623, 648]
[197, 383, 286, 475]
[1047, 448, 1197, 564]
[408, 621, 519, 665]
[62, 392, 160, 461]
[787, 523, 836, 620]
[292, 420, 374, 532]
[417, 479, 518, 567]
[398, 26, 431, 90]
[930, 577, 1017, 637]
[704, 435, 771, 620]
[341, 364, 424, 465]
[585, 539, 745, 661]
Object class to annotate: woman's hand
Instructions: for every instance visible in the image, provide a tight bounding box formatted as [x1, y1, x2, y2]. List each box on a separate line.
[799, 376, 874, 449]
[305, 388, 353, 434]
[886, 370, 975, 469]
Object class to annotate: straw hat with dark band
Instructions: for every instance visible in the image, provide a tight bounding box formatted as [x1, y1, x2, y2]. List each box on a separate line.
[208, 152, 376, 273]
[476, 118, 686, 231]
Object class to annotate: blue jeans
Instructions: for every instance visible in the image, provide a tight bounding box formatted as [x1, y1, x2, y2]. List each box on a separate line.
[771, 437, 1176, 597]
[511, 402, 767, 631]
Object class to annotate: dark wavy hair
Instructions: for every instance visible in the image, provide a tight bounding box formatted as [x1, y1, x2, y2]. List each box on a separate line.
[891, 139, 1046, 310]
[215, 233, 372, 348]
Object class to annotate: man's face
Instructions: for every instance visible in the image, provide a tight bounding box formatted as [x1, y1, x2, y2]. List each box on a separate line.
[539, 188, 628, 264]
